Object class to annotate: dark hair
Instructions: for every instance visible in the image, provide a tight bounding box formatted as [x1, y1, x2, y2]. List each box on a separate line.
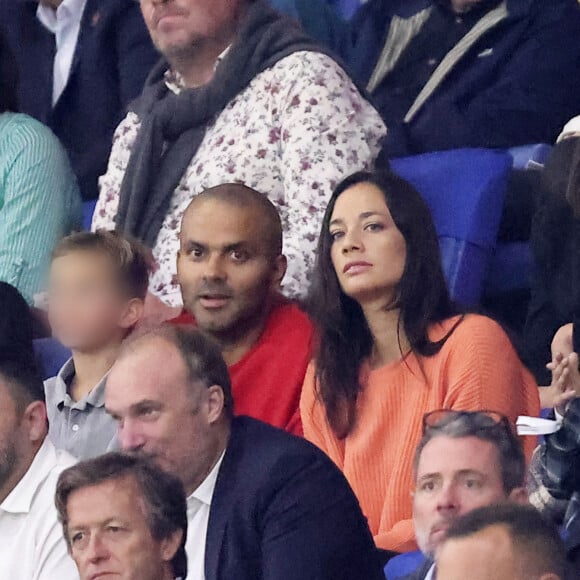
[125, 326, 235, 419]
[56, 452, 188, 579]
[52, 230, 151, 300]
[0, 282, 35, 359]
[443, 504, 568, 579]
[413, 411, 526, 494]
[0, 30, 18, 113]
[310, 170, 459, 438]
[0, 349, 45, 413]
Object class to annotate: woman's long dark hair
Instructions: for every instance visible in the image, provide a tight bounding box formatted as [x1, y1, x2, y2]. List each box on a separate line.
[0, 30, 18, 114]
[310, 170, 461, 439]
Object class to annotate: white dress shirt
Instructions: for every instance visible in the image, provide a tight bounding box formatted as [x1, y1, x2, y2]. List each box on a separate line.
[424, 563, 436, 580]
[0, 438, 78, 580]
[36, 0, 88, 105]
[185, 452, 225, 580]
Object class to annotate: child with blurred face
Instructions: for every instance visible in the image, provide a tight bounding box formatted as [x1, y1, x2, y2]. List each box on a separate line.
[44, 230, 149, 460]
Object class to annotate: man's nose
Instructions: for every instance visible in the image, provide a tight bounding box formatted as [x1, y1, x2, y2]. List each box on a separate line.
[117, 419, 147, 451]
[86, 533, 110, 564]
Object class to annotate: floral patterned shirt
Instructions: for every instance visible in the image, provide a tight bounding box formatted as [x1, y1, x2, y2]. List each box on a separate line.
[93, 51, 386, 306]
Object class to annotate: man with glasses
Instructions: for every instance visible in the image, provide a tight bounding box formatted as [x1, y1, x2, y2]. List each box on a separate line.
[390, 410, 529, 580]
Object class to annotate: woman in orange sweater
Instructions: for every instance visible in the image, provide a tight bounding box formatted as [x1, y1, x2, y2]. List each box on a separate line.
[300, 169, 540, 553]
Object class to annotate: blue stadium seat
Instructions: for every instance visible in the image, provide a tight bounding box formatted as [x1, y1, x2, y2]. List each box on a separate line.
[34, 338, 71, 380]
[391, 149, 512, 306]
[82, 200, 97, 230]
[484, 144, 552, 296]
[384, 550, 425, 579]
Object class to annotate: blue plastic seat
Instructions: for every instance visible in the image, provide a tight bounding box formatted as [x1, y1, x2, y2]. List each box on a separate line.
[384, 550, 425, 580]
[391, 149, 512, 306]
[34, 337, 71, 380]
[82, 200, 97, 230]
[484, 144, 552, 296]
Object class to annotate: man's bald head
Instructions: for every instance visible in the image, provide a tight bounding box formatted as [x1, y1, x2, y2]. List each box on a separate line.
[183, 183, 283, 258]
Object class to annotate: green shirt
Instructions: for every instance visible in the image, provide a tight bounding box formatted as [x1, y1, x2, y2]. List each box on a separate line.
[0, 112, 81, 303]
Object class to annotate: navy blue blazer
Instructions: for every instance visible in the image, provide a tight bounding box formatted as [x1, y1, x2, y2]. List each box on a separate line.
[0, 0, 159, 200]
[205, 416, 385, 580]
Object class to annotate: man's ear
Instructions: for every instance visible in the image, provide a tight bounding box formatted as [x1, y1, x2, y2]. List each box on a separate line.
[160, 529, 183, 563]
[22, 401, 48, 444]
[271, 254, 287, 290]
[508, 487, 529, 505]
[119, 298, 145, 329]
[206, 385, 225, 424]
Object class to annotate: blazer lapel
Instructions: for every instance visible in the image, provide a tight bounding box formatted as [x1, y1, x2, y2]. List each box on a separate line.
[204, 431, 239, 580]
[63, 0, 94, 98]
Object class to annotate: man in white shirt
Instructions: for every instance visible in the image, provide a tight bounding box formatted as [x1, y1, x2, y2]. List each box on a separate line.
[105, 326, 385, 580]
[0, 352, 78, 580]
[55, 452, 188, 580]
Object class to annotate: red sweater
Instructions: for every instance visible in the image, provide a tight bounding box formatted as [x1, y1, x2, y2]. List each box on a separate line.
[170, 301, 313, 435]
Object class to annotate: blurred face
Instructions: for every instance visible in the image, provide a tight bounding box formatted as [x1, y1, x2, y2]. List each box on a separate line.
[140, 0, 245, 60]
[413, 436, 511, 557]
[47, 251, 136, 350]
[105, 338, 223, 495]
[436, 525, 516, 580]
[66, 476, 179, 580]
[329, 183, 407, 305]
[177, 199, 285, 341]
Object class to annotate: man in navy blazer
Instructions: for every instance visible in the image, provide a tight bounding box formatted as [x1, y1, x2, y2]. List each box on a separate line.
[104, 325, 385, 580]
[0, 0, 159, 200]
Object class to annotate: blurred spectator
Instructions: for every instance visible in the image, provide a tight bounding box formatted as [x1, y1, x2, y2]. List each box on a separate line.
[93, 0, 385, 315]
[44, 231, 148, 460]
[56, 453, 188, 580]
[0, 0, 159, 200]
[301, 170, 540, 552]
[105, 326, 386, 580]
[523, 138, 580, 389]
[172, 184, 313, 435]
[0, 352, 77, 579]
[0, 282, 35, 358]
[402, 410, 528, 579]
[295, 0, 580, 156]
[0, 31, 81, 304]
[529, 398, 580, 574]
[436, 504, 569, 580]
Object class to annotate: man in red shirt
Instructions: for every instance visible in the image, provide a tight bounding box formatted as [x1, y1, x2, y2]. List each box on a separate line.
[172, 183, 313, 435]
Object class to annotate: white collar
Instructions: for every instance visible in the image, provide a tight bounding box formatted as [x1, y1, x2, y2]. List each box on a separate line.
[424, 563, 436, 580]
[189, 451, 225, 507]
[165, 45, 232, 94]
[36, 0, 87, 33]
[0, 438, 56, 515]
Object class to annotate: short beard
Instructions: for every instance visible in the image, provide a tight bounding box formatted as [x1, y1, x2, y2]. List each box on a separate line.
[0, 440, 18, 491]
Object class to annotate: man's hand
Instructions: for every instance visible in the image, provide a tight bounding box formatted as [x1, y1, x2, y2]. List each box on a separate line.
[139, 292, 182, 329]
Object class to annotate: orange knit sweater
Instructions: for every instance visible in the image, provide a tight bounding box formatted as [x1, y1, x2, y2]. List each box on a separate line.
[300, 315, 540, 553]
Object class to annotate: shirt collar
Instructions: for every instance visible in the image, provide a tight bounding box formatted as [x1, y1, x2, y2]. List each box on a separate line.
[36, 0, 87, 33]
[0, 438, 57, 515]
[189, 451, 225, 507]
[164, 45, 231, 95]
[54, 358, 109, 410]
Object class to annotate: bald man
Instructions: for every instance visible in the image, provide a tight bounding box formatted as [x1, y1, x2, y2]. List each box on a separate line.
[172, 183, 314, 435]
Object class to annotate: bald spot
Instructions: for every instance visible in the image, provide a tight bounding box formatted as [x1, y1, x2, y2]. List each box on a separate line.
[182, 184, 283, 258]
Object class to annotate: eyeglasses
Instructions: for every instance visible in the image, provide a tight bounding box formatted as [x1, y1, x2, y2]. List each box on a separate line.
[422, 409, 513, 434]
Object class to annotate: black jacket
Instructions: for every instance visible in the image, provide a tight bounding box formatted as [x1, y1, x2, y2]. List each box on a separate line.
[0, 0, 159, 200]
[205, 416, 385, 580]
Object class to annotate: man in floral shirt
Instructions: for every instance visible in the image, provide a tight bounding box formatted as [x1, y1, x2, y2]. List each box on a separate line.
[93, 0, 385, 321]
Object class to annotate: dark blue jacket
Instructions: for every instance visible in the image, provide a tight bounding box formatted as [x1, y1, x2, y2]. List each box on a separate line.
[0, 0, 159, 200]
[296, 0, 580, 156]
[205, 416, 385, 580]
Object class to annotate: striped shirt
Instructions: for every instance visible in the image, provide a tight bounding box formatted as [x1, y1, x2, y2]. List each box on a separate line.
[0, 112, 81, 303]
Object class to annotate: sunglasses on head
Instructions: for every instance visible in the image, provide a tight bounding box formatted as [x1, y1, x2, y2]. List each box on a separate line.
[422, 409, 513, 434]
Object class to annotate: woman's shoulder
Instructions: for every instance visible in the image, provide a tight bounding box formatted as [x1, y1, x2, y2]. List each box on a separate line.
[431, 313, 512, 351]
